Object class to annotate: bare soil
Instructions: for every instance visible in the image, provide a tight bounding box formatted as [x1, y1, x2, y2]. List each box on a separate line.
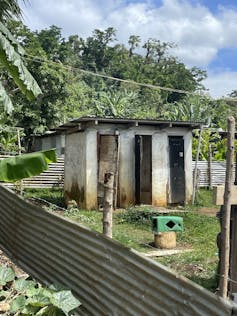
[195, 207, 219, 217]
[0, 249, 27, 277]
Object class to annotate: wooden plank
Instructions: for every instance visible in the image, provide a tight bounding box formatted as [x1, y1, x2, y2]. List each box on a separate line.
[142, 249, 192, 257]
[213, 185, 237, 205]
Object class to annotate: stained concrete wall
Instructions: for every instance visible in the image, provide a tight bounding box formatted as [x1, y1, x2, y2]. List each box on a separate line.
[64, 124, 193, 209]
[118, 130, 135, 207]
[184, 131, 193, 203]
[85, 130, 98, 209]
[152, 132, 169, 206]
[64, 132, 86, 208]
[40, 134, 65, 157]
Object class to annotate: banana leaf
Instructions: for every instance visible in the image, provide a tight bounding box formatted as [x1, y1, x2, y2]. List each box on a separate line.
[0, 81, 13, 113]
[0, 22, 42, 102]
[0, 149, 57, 182]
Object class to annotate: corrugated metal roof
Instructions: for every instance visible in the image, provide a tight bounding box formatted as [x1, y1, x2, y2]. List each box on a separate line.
[52, 116, 202, 132]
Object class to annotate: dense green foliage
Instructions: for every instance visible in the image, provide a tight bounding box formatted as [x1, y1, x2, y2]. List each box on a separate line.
[0, 1, 41, 116]
[0, 2, 236, 156]
[0, 265, 80, 315]
[1, 23, 218, 135]
[0, 149, 56, 182]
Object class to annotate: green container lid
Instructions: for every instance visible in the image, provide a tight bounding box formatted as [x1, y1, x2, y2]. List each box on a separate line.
[152, 216, 183, 233]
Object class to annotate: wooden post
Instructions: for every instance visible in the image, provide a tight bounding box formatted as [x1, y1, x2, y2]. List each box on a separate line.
[154, 232, 176, 249]
[208, 144, 213, 190]
[17, 128, 22, 155]
[113, 135, 120, 209]
[218, 116, 235, 299]
[230, 206, 237, 297]
[17, 128, 23, 195]
[192, 127, 203, 204]
[194, 169, 201, 201]
[103, 172, 114, 238]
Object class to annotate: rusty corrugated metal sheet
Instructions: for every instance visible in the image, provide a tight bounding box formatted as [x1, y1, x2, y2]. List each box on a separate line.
[0, 185, 236, 316]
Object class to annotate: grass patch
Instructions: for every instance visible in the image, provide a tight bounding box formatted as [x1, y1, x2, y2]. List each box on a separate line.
[185, 188, 219, 212]
[157, 212, 219, 291]
[64, 207, 220, 291]
[23, 188, 65, 207]
[25, 188, 220, 292]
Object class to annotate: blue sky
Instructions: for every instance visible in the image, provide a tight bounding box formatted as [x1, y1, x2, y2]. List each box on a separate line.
[19, 0, 237, 98]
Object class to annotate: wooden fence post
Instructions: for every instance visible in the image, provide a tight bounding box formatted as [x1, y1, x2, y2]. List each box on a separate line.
[208, 144, 213, 190]
[103, 172, 114, 238]
[17, 128, 23, 195]
[218, 116, 235, 299]
[192, 127, 203, 204]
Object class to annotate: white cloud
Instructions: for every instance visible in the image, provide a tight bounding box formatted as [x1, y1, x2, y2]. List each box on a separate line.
[19, 0, 237, 98]
[20, 0, 237, 67]
[203, 70, 237, 98]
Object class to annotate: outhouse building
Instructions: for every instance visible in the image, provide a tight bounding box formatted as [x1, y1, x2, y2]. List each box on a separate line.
[31, 131, 65, 157]
[54, 117, 200, 210]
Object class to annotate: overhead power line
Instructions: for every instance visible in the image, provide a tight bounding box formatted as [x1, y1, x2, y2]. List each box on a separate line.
[23, 53, 237, 101]
[22, 54, 197, 96]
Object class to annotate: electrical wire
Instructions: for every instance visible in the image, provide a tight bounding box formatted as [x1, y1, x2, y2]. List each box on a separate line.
[22, 53, 237, 102]
[22, 53, 202, 96]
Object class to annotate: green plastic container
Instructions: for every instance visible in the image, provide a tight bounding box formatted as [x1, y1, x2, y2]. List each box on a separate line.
[152, 216, 183, 233]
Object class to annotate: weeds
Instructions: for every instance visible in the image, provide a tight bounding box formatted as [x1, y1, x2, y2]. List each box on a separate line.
[25, 188, 220, 292]
[23, 188, 65, 208]
[0, 265, 80, 315]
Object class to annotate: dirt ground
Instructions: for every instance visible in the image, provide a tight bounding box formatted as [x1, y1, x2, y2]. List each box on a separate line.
[195, 207, 219, 217]
[0, 249, 27, 277]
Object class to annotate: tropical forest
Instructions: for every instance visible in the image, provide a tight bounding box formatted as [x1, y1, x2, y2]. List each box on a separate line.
[1, 6, 237, 158]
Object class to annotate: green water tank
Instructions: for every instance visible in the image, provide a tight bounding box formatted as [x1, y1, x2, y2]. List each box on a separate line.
[152, 216, 183, 233]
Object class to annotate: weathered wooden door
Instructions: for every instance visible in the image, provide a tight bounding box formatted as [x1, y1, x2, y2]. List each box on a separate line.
[135, 135, 152, 205]
[169, 136, 185, 204]
[97, 135, 119, 208]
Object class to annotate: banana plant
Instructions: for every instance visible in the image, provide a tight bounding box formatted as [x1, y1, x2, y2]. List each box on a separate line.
[0, 21, 41, 113]
[0, 149, 56, 182]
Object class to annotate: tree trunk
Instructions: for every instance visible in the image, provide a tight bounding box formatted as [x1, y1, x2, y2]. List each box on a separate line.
[103, 172, 114, 238]
[218, 116, 235, 299]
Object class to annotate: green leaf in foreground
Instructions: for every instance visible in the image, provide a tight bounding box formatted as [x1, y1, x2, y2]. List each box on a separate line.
[14, 278, 37, 292]
[36, 305, 65, 316]
[0, 290, 10, 298]
[26, 287, 52, 298]
[0, 81, 13, 114]
[22, 304, 41, 315]
[9, 295, 26, 313]
[0, 265, 15, 285]
[0, 149, 57, 182]
[26, 293, 51, 307]
[50, 290, 81, 315]
[0, 21, 42, 101]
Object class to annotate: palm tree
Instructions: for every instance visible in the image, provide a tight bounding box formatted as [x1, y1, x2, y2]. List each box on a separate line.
[0, 0, 41, 113]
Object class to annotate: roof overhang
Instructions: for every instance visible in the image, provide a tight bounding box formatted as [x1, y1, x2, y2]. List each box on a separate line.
[52, 116, 203, 133]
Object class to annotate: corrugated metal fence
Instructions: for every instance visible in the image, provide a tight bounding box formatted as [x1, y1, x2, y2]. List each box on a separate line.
[0, 156, 64, 188]
[0, 156, 234, 188]
[0, 185, 236, 315]
[192, 161, 235, 187]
